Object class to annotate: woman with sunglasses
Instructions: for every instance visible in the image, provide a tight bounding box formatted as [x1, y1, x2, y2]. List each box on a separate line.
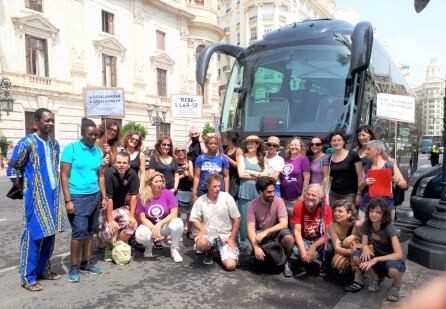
[309, 136, 329, 185]
[96, 120, 120, 165]
[264, 136, 284, 197]
[148, 135, 179, 193]
[280, 137, 310, 215]
[123, 131, 145, 191]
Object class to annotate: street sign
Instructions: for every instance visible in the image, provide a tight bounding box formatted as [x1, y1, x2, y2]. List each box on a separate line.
[376, 93, 415, 123]
[171, 95, 202, 118]
[83, 87, 125, 116]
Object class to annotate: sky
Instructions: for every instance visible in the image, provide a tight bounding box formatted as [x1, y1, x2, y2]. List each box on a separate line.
[335, 0, 446, 86]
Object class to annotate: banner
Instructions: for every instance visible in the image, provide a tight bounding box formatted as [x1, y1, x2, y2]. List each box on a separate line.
[171, 95, 202, 118]
[84, 87, 125, 116]
[376, 93, 415, 123]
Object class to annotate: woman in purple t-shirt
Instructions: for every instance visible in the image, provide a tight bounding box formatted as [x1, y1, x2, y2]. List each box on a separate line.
[135, 172, 184, 262]
[280, 137, 310, 215]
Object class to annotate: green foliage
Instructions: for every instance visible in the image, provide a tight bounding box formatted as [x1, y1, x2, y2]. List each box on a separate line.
[121, 121, 148, 140]
[0, 136, 10, 157]
[202, 122, 215, 138]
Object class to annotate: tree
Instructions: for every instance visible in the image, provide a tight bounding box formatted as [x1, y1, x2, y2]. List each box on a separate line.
[121, 121, 148, 140]
[202, 122, 216, 138]
[0, 136, 11, 158]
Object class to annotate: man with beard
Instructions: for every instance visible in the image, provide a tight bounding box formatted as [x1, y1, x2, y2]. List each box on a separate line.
[247, 177, 295, 277]
[187, 126, 207, 165]
[292, 183, 333, 276]
[10, 108, 64, 291]
[98, 151, 139, 262]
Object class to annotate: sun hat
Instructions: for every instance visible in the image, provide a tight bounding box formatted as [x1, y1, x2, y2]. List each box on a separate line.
[266, 136, 281, 146]
[242, 135, 262, 144]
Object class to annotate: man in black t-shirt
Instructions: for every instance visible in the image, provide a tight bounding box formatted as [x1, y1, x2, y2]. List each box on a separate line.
[187, 126, 207, 165]
[98, 152, 139, 262]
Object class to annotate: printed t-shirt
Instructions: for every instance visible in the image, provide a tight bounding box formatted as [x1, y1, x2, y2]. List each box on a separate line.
[247, 196, 288, 231]
[330, 151, 361, 194]
[280, 156, 310, 201]
[361, 222, 397, 257]
[136, 188, 177, 224]
[195, 154, 229, 191]
[189, 192, 240, 241]
[61, 140, 103, 194]
[291, 200, 332, 241]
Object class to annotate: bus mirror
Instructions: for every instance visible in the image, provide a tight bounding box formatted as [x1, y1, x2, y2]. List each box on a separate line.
[196, 44, 244, 86]
[350, 22, 373, 74]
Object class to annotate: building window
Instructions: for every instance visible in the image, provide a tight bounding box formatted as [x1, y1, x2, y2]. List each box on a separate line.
[157, 68, 167, 97]
[102, 54, 117, 87]
[25, 0, 42, 12]
[156, 30, 166, 51]
[25, 35, 48, 77]
[159, 122, 170, 137]
[250, 27, 257, 40]
[249, 6, 258, 19]
[102, 10, 114, 34]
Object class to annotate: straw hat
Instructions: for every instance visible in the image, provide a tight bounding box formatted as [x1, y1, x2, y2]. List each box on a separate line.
[242, 135, 262, 144]
[266, 136, 281, 146]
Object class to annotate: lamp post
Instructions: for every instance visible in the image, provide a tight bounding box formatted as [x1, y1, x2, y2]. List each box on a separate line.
[0, 77, 14, 118]
[147, 105, 167, 140]
[408, 79, 446, 270]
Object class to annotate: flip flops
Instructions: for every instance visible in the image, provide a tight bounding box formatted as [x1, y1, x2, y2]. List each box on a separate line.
[344, 281, 364, 292]
[22, 282, 43, 292]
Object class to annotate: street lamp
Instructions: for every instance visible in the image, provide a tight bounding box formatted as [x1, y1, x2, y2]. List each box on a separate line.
[147, 105, 167, 139]
[0, 77, 14, 118]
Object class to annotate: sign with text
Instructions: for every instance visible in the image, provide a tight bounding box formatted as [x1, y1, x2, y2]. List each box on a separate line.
[84, 87, 125, 116]
[171, 95, 202, 118]
[376, 93, 415, 123]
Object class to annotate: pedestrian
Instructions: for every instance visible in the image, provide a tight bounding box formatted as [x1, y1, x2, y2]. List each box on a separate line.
[328, 131, 363, 207]
[264, 136, 284, 197]
[222, 130, 242, 201]
[358, 140, 407, 221]
[355, 198, 406, 302]
[96, 119, 120, 165]
[134, 172, 184, 262]
[61, 117, 106, 283]
[148, 135, 179, 192]
[309, 136, 329, 185]
[237, 135, 270, 244]
[429, 143, 441, 166]
[122, 130, 146, 191]
[187, 126, 207, 166]
[9, 108, 63, 291]
[190, 174, 241, 270]
[280, 137, 310, 216]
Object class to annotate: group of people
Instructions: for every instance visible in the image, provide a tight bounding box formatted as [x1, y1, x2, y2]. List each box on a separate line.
[9, 108, 408, 302]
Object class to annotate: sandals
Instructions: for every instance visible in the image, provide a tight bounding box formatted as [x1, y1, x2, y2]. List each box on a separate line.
[368, 279, 380, 293]
[37, 271, 61, 280]
[153, 240, 163, 248]
[344, 281, 364, 292]
[387, 286, 400, 302]
[22, 282, 43, 292]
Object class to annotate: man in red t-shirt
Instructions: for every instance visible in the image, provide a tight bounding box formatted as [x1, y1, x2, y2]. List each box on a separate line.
[292, 183, 333, 275]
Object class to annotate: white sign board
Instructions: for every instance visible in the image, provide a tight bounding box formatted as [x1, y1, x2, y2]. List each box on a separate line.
[171, 95, 202, 118]
[376, 93, 415, 123]
[84, 87, 125, 116]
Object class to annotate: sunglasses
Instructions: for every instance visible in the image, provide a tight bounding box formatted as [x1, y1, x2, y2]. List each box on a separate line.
[108, 128, 118, 133]
[130, 137, 140, 142]
[161, 143, 171, 147]
[266, 143, 278, 148]
[175, 149, 185, 153]
[311, 143, 322, 147]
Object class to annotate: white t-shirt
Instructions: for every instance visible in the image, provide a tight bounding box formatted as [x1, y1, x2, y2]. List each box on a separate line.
[265, 154, 285, 183]
[189, 192, 240, 240]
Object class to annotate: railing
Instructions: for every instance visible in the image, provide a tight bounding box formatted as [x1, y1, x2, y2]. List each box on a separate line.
[28, 75, 52, 86]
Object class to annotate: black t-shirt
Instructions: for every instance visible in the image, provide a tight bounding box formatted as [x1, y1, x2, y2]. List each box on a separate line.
[330, 151, 361, 194]
[177, 160, 193, 191]
[187, 142, 201, 165]
[104, 167, 140, 210]
[148, 157, 179, 189]
[129, 151, 141, 174]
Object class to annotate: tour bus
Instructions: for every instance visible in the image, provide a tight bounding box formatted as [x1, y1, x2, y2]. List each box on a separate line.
[196, 19, 416, 163]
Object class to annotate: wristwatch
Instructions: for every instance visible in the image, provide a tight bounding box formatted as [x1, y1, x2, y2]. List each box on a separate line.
[102, 196, 109, 201]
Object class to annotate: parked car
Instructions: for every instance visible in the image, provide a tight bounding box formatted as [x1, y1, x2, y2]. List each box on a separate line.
[410, 164, 442, 224]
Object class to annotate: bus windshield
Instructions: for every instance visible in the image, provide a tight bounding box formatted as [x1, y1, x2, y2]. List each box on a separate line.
[221, 39, 355, 137]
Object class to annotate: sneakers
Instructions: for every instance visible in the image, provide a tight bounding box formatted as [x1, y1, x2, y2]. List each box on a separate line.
[203, 250, 214, 265]
[79, 262, 102, 275]
[104, 247, 113, 262]
[68, 268, 80, 283]
[171, 248, 183, 263]
[283, 262, 293, 277]
[143, 245, 154, 258]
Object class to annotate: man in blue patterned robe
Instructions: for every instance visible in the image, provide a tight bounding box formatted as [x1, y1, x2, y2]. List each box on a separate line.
[9, 108, 64, 291]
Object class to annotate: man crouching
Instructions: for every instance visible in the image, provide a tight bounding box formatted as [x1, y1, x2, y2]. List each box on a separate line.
[190, 174, 240, 270]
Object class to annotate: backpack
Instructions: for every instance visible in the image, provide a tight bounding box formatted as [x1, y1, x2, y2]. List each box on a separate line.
[260, 237, 287, 268]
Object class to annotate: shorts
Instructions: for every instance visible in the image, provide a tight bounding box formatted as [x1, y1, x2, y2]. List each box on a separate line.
[244, 229, 293, 255]
[351, 249, 406, 277]
[98, 205, 136, 242]
[199, 233, 239, 262]
[68, 192, 101, 240]
[293, 238, 333, 262]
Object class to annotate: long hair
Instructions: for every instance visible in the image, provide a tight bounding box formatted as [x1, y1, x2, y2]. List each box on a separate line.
[98, 120, 120, 146]
[123, 131, 142, 151]
[242, 139, 265, 170]
[139, 171, 165, 205]
[365, 197, 392, 229]
[285, 136, 306, 159]
[153, 135, 173, 160]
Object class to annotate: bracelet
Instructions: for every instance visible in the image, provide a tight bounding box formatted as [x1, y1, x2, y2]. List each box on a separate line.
[65, 200, 72, 204]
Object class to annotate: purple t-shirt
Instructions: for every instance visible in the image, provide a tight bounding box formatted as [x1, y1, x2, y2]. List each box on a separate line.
[136, 189, 177, 224]
[280, 156, 311, 201]
[247, 197, 288, 231]
[310, 155, 330, 185]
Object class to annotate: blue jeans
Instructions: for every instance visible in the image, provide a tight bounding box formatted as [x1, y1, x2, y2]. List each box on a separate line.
[238, 198, 250, 242]
[294, 239, 333, 265]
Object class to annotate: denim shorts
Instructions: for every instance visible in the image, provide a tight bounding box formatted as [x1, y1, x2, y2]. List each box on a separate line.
[68, 192, 101, 240]
[351, 249, 406, 277]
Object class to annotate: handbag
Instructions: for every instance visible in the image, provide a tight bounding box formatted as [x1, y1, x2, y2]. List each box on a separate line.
[176, 190, 192, 206]
[6, 177, 23, 200]
[112, 237, 132, 265]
